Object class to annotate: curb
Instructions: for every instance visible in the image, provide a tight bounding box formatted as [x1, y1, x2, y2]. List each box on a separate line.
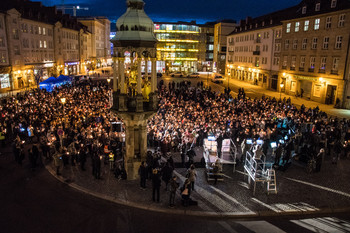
[44, 163, 350, 219]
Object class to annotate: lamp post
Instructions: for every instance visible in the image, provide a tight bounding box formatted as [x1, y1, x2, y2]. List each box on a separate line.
[279, 83, 284, 100]
[107, 78, 111, 88]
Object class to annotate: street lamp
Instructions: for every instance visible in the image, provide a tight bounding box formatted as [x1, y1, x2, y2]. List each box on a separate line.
[107, 78, 111, 88]
[60, 97, 66, 105]
[279, 83, 284, 100]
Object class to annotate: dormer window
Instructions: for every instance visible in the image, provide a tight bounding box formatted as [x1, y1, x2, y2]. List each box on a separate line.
[262, 21, 265, 26]
[302, 6, 307, 14]
[250, 24, 252, 29]
[270, 19, 273, 25]
[315, 3, 320, 11]
[255, 23, 258, 28]
[331, 0, 337, 8]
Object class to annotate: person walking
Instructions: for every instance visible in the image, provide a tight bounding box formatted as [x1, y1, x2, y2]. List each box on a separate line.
[151, 168, 161, 202]
[138, 161, 147, 189]
[187, 164, 197, 191]
[168, 176, 179, 207]
[315, 148, 325, 172]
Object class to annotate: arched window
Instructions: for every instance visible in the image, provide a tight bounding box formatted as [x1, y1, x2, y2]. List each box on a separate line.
[120, 25, 124, 31]
[125, 25, 129, 31]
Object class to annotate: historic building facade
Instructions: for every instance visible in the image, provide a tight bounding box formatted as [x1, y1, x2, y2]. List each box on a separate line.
[213, 21, 236, 74]
[0, 0, 111, 92]
[226, 19, 283, 90]
[280, 0, 350, 107]
[78, 17, 111, 68]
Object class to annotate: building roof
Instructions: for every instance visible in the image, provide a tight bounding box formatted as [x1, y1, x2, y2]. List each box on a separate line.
[0, 0, 87, 32]
[229, 0, 350, 36]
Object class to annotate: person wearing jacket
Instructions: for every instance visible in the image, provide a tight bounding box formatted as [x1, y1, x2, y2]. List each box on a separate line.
[169, 176, 179, 207]
[151, 168, 161, 202]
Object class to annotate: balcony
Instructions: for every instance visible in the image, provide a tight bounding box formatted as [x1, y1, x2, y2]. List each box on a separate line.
[228, 41, 235, 45]
[318, 69, 325, 73]
[253, 51, 260, 55]
[290, 67, 296, 71]
[255, 38, 261, 43]
[282, 66, 287, 69]
[308, 68, 315, 72]
[331, 69, 338, 75]
[299, 67, 304, 71]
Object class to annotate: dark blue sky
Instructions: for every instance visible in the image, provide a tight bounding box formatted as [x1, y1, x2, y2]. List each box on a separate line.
[35, 0, 301, 24]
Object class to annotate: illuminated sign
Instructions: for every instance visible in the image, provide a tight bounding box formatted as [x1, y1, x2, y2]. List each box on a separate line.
[65, 62, 79, 66]
[294, 75, 317, 81]
[154, 30, 199, 34]
[155, 24, 160, 30]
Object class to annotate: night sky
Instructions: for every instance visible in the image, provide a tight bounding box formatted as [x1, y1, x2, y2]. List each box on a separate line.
[34, 0, 301, 23]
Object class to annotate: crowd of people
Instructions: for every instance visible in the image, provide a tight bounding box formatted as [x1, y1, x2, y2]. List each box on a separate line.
[1, 77, 350, 207]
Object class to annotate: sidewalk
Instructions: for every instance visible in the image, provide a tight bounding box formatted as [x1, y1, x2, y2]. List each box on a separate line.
[223, 77, 350, 119]
[44, 147, 350, 218]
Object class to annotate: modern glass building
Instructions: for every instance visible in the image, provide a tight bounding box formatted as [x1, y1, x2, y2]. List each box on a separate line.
[154, 22, 200, 73]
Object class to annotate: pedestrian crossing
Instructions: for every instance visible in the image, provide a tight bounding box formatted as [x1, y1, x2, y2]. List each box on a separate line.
[219, 217, 350, 233]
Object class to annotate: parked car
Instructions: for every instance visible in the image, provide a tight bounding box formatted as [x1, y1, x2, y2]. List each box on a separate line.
[211, 75, 225, 84]
[170, 72, 184, 78]
[187, 72, 200, 78]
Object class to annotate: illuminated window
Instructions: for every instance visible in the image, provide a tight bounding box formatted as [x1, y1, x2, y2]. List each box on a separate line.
[314, 19, 320, 30]
[295, 22, 300, 32]
[286, 23, 291, 33]
[304, 20, 309, 31]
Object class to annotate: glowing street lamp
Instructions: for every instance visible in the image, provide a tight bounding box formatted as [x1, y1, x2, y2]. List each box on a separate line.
[279, 83, 284, 100]
[60, 97, 66, 105]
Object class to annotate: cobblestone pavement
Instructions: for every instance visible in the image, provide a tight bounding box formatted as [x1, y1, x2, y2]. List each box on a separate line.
[44, 146, 350, 217]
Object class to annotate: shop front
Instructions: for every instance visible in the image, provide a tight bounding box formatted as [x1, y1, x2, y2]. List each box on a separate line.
[64, 61, 80, 75]
[282, 73, 342, 105]
[0, 73, 11, 92]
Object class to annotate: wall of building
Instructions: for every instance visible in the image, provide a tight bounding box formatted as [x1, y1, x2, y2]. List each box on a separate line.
[280, 8, 350, 106]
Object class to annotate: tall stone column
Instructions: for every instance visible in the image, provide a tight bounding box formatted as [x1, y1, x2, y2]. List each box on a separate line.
[119, 57, 125, 94]
[124, 123, 139, 180]
[137, 58, 142, 94]
[139, 122, 148, 161]
[151, 57, 157, 92]
[113, 56, 118, 91]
